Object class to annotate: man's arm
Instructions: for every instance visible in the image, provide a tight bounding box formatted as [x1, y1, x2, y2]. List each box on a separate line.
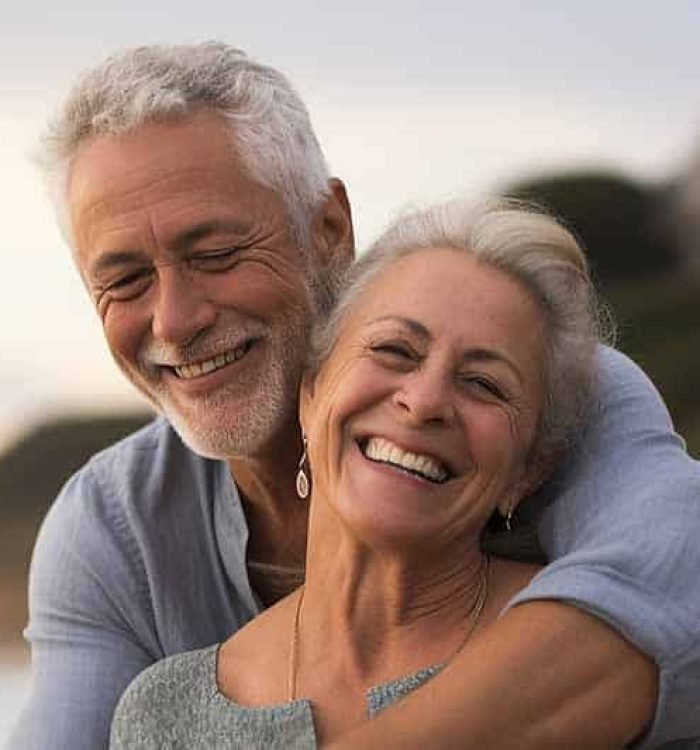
[329, 347, 700, 748]
[8, 468, 159, 750]
[10, 419, 259, 750]
[330, 602, 656, 749]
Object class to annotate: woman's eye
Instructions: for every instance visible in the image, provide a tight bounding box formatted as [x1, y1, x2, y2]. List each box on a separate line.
[460, 375, 507, 401]
[190, 248, 240, 272]
[369, 341, 419, 370]
[371, 342, 415, 359]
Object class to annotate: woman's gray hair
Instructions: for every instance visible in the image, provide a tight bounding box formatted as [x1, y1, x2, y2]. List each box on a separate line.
[311, 199, 612, 472]
[39, 41, 330, 250]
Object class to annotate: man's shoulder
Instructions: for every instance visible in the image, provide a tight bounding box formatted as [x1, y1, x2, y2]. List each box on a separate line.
[26, 417, 245, 658]
[35, 416, 231, 567]
[60, 416, 224, 511]
[85, 415, 201, 473]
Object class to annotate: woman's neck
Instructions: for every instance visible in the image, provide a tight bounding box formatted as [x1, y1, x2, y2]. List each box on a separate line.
[290, 523, 490, 745]
[217, 496, 541, 745]
[300, 502, 491, 689]
[302, 554, 488, 679]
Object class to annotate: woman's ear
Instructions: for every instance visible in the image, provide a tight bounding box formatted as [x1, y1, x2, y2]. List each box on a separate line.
[497, 459, 551, 519]
[299, 370, 317, 437]
[497, 492, 517, 521]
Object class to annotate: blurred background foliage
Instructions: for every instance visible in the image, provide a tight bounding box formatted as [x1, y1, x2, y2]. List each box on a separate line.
[1, 164, 699, 652]
[505, 168, 700, 455]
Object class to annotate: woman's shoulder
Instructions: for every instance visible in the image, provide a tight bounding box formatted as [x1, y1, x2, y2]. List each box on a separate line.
[218, 590, 299, 706]
[110, 639, 317, 748]
[112, 644, 219, 747]
[117, 644, 219, 713]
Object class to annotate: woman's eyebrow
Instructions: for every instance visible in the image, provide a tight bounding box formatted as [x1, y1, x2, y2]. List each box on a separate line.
[368, 315, 431, 340]
[367, 316, 524, 382]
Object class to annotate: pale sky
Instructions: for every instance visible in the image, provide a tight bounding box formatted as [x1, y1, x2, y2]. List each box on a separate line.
[2, 0, 699, 447]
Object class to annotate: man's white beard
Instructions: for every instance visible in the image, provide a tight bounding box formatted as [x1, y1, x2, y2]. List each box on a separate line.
[156, 320, 307, 460]
[164, 351, 300, 460]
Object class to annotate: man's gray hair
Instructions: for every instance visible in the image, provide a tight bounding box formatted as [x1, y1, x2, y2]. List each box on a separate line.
[40, 41, 330, 249]
[311, 199, 612, 472]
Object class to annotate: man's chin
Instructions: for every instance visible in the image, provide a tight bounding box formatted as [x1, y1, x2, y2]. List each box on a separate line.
[160, 399, 284, 461]
[163, 412, 241, 459]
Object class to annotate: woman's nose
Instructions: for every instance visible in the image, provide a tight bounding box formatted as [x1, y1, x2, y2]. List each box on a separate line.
[392, 367, 454, 425]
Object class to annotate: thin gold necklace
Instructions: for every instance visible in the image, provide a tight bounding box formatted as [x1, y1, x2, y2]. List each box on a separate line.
[287, 555, 490, 702]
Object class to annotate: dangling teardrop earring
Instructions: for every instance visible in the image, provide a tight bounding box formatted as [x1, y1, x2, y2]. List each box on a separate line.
[295, 436, 310, 500]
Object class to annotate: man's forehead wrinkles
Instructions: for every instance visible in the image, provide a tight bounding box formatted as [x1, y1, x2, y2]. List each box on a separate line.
[85, 194, 256, 248]
[171, 218, 255, 246]
[80, 162, 226, 215]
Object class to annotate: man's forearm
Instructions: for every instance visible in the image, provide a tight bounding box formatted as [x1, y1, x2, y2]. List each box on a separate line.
[327, 601, 656, 749]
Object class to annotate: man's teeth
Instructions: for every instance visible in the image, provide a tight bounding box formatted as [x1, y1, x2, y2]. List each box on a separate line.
[363, 437, 449, 483]
[174, 344, 250, 379]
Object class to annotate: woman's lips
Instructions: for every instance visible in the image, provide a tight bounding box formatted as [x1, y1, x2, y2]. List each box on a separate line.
[359, 436, 451, 484]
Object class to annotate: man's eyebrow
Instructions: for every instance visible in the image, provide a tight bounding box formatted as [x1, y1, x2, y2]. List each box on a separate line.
[175, 219, 252, 248]
[87, 219, 253, 277]
[89, 250, 147, 277]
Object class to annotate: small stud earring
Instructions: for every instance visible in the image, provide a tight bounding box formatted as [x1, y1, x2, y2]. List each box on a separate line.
[505, 504, 514, 532]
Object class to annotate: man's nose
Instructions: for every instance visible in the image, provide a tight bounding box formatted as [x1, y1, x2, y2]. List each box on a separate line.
[393, 366, 455, 425]
[151, 265, 217, 345]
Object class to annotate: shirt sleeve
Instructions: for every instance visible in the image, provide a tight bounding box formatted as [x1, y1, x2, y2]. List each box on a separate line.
[510, 345, 700, 745]
[7, 465, 161, 750]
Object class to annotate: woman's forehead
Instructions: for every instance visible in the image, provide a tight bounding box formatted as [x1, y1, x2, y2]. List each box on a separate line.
[356, 249, 536, 329]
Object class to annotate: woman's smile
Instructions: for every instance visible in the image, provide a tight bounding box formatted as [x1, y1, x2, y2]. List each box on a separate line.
[360, 436, 451, 484]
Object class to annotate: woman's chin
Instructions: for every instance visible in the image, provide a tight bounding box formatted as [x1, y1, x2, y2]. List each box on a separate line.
[331, 460, 454, 551]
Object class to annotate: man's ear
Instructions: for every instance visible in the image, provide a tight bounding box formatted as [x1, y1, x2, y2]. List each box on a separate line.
[310, 178, 355, 269]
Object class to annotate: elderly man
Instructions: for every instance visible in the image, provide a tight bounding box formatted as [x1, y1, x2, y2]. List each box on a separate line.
[11, 42, 700, 749]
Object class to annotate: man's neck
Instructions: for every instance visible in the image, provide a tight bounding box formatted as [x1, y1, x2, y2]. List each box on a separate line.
[228, 433, 309, 605]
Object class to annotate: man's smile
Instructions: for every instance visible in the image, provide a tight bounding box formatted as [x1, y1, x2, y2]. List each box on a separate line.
[172, 339, 259, 379]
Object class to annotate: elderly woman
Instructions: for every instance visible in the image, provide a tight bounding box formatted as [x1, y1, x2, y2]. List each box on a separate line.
[111, 200, 647, 747]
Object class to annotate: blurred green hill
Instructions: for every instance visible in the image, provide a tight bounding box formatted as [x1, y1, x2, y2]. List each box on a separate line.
[506, 171, 678, 281]
[505, 169, 700, 457]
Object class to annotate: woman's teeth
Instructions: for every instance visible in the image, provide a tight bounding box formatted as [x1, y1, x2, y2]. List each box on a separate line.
[362, 437, 449, 483]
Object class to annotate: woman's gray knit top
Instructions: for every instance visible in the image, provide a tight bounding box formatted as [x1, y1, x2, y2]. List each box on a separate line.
[110, 644, 442, 749]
